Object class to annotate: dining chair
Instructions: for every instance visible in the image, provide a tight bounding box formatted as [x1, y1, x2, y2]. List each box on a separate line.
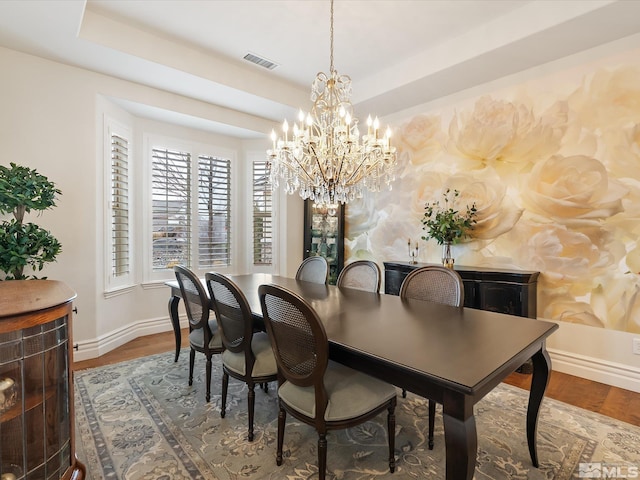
[258, 283, 397, 480]
[295, 256, 329, 284]
[205, 272, 278, 441]
[399, 265, 465, 306]
[399, 264, 464, 449]
[336, 259, 381, 292]
[173, 265, 224, 403]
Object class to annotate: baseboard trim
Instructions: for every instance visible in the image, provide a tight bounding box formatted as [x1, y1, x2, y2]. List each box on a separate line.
[73, 316, 187, 362]
[548, 348, 640, 393]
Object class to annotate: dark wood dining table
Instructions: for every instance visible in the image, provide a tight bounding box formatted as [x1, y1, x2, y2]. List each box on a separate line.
[166, 273, 558, 480]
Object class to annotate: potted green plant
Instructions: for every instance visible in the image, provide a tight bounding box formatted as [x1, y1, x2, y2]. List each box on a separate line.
[0, 162, 62, 280]
[421, 188, 477, 268]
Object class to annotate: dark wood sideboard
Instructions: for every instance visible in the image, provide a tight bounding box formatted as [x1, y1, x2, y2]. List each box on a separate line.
[384, 261, 539, 319]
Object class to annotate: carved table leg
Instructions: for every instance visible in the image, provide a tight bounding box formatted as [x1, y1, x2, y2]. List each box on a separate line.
[168, 294, 182, 362]
[527, 344, 551, 467]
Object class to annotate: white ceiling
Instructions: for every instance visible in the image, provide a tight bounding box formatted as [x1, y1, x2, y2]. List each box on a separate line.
[1, 0, 640, 138]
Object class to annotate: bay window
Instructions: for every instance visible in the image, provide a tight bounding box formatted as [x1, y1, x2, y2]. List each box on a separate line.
[145, 136, 234, 282]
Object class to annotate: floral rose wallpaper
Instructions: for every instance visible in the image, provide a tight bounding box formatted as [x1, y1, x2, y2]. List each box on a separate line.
[345, 56, 640, 334]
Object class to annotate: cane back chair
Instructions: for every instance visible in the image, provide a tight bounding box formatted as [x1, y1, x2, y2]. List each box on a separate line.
[205, 272, 278, 441]
[336, 260, 381, 293]
[258, 283, 397, 480]
[295, 256, 329, 284]
[173, 265, 223, 402]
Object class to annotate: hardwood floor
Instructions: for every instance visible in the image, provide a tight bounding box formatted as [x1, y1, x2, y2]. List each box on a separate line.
[74, 330, 640, 427]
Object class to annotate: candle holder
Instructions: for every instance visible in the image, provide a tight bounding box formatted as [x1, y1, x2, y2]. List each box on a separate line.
[408, 241, 419, 264]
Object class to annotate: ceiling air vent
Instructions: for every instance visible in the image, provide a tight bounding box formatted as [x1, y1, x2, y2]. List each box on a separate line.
[243, 52, 278, 70]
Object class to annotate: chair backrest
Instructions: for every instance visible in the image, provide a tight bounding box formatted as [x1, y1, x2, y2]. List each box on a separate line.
[205, 272, 253, 355]
[399, 265, 464, 307]
[174, 265, 210, 329]
[336, 260, 381, 293]
[295, 256, 329, 284]
[259, 284, 329, 403]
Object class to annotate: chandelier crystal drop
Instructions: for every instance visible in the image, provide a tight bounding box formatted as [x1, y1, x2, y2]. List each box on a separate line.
[266, 0, 397, 206]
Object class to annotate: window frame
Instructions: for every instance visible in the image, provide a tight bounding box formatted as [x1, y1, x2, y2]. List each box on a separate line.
[246, 151, 278, 273]
[103, 116, 135, 295]
[142, 134, 238, 284]
[197, 153, 232, 269]
[150, 145, 193, 272]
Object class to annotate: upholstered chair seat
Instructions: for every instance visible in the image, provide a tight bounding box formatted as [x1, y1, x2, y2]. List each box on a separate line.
[221, 332, 277, 377]
[278, 360, 396, 421]
[188, 319, 223, 349]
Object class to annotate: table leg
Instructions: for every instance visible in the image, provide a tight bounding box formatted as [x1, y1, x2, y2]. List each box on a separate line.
[442, 391, 476, 480]
[168, 295, 182, 362]
[527, 344, 551, 467]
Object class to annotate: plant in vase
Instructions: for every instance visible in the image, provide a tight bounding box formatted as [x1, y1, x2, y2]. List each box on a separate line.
[0, 162, 62, 280]
[420, 188, 477, 268]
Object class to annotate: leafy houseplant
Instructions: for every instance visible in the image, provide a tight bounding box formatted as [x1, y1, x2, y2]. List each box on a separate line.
[0, 163, 62, 280]
[421, 188, 477, 267]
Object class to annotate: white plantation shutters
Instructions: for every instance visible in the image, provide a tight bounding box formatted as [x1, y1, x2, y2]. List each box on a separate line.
[105, 117, 134, 293]
[252, 161, 272, 265]
[110, 133, 130, 278]
[150, 147, 232, 272]
[151, 148, 191, 270]
[198, 155, 231, 268]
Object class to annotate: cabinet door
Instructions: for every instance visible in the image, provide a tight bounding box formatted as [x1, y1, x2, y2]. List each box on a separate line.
[0, 331, 24, 479]
[303, 201, 345, 284]
[478, 283, 524, 316]
[1, 316, 73, 479]
[384, 270, 405, 295]
[462, 280, 477, 308]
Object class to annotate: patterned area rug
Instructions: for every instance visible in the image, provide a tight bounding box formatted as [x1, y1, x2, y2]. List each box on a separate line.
[74, 350, 640, 479]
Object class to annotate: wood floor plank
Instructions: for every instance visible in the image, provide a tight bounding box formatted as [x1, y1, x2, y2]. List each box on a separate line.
[600, 387, 640, 426]
[505, 370, 640, 426]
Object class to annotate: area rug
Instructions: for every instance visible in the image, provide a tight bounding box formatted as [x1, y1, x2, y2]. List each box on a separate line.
[74, 350, 640, 479]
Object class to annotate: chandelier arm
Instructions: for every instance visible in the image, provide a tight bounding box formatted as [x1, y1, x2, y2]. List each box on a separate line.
[289, 152, 320, 185]
[348, 154, 391, 186]
[361, 157, 389, 179]
[342, 152, 377, 186]
[335, 153, 346, 183]
[309, 143, 331, 184]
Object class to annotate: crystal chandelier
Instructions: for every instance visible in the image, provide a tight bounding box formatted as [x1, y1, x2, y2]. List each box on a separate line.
[266, 0, 397, 206]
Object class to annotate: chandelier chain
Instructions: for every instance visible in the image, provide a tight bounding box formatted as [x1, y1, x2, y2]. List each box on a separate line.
[329, 0, 334, 72]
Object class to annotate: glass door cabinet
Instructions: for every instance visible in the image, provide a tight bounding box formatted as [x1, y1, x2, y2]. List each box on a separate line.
[0, 280, 85, 480]
[303, 200, 345, 284]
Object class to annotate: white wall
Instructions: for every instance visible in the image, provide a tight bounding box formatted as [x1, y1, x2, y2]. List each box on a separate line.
[1, 47, 100, 344]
